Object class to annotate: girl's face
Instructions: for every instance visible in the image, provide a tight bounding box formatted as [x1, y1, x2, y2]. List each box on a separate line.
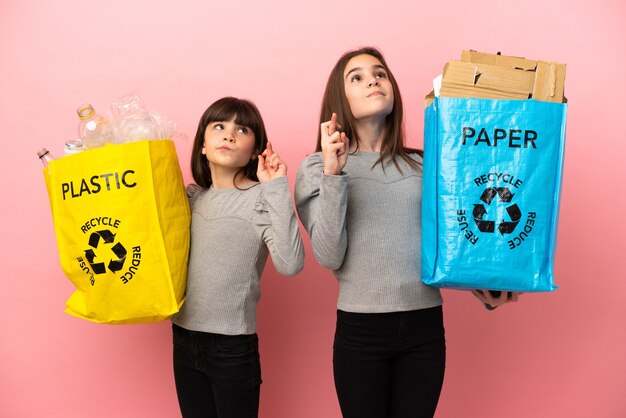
[343, 54, 394, 121]
[202, 115, 256, 171]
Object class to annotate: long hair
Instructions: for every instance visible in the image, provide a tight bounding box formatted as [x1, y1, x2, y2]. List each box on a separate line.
[316, 47, 421, 172]
[191, 97, 268, 188]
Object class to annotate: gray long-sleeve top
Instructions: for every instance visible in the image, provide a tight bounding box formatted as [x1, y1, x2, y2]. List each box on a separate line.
[295, 151, 442, 313]
[172, 176, 304, 335]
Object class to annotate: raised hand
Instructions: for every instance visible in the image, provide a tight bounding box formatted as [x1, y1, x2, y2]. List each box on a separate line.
[320, 112, 349, 175]
[257, 141, 287, 183]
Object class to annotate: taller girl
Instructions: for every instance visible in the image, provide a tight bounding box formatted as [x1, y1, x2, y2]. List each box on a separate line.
[295, 47, 517, 418]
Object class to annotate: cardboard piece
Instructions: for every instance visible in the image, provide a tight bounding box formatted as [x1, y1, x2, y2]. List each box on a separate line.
[460, 50, 538, 71]
[533, 60, 566, 103]
[433, 50, 566, 103]
[425, 90, 435, 107]
[440, 61, 535, 100]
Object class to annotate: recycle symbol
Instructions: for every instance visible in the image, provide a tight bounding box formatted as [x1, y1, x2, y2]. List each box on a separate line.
[84, 230, 127, 274]
[472, 187, 522, 235]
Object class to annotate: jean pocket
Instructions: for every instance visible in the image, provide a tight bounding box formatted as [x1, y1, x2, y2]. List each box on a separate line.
[216, 342, 251, 355]
[216, 334, 258, 356]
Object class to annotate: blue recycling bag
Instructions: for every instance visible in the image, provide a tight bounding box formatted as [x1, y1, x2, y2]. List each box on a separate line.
[422, 97, 566, 292]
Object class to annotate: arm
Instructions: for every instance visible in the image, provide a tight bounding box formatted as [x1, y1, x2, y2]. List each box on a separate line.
[254, 177, 304, 276]
[294, 154, 348, 270]
[255, 145, 304, 276]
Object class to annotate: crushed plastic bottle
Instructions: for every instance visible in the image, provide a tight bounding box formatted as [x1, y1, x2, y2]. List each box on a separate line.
[111, 94, 161, 142]
[77, 104, 113, 149]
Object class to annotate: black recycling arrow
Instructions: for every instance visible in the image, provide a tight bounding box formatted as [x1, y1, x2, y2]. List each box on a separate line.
[495, 187, 514, 202]
[480, 187, 515, 205]
[480, 188, 498, 205]
[88, 230, 116, 248]
[473, 204, 495, 232]
[84, 249, 106, 274]
[107, 242, 127, 272]
[498, 204, 522, 235]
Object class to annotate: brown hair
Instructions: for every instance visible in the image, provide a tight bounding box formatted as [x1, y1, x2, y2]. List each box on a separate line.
[316, 47, 422, 171]
[191, 97, 268, 188]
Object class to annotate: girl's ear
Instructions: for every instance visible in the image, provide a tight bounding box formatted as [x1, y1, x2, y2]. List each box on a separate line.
[201, 147, 206, 155]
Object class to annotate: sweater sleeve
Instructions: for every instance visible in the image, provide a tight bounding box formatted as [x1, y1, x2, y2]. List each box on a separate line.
[186, 183, 204, 207]
[294, 153, 348, 270]
[253, 176, 305, 276]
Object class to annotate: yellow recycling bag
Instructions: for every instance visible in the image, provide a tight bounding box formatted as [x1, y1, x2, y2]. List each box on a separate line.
[43, 140, 190, 324]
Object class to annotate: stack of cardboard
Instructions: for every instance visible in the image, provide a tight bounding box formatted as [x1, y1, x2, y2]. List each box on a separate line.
[426, 50, 566, 106]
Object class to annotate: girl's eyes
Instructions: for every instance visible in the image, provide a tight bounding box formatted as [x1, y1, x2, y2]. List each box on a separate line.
[212, 123, 249, 134]
[349, 72, 387, 83]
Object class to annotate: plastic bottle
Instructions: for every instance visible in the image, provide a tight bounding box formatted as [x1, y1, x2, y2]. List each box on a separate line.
[64, 140, 85, 156]
[37, 148, 54, 167]
[77, 104, 113, 149]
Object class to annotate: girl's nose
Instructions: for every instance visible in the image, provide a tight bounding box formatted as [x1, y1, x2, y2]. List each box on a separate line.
[368, 78, 379, 87]
[223, 131, 235, 142]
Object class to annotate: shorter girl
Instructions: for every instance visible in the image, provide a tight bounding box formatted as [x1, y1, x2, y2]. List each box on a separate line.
[172, 97, 304, 418]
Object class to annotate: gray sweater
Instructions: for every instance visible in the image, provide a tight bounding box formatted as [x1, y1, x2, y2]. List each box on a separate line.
[172, 176, 304, 335]
[295, 151, 442, 313]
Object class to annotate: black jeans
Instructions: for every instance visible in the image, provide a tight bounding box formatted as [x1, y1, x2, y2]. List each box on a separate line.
[172, 324, 262, 418]
[333, 306, 446, 418]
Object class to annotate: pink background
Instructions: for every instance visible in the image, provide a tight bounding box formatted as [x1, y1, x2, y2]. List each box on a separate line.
[2, 0, 625, 417]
